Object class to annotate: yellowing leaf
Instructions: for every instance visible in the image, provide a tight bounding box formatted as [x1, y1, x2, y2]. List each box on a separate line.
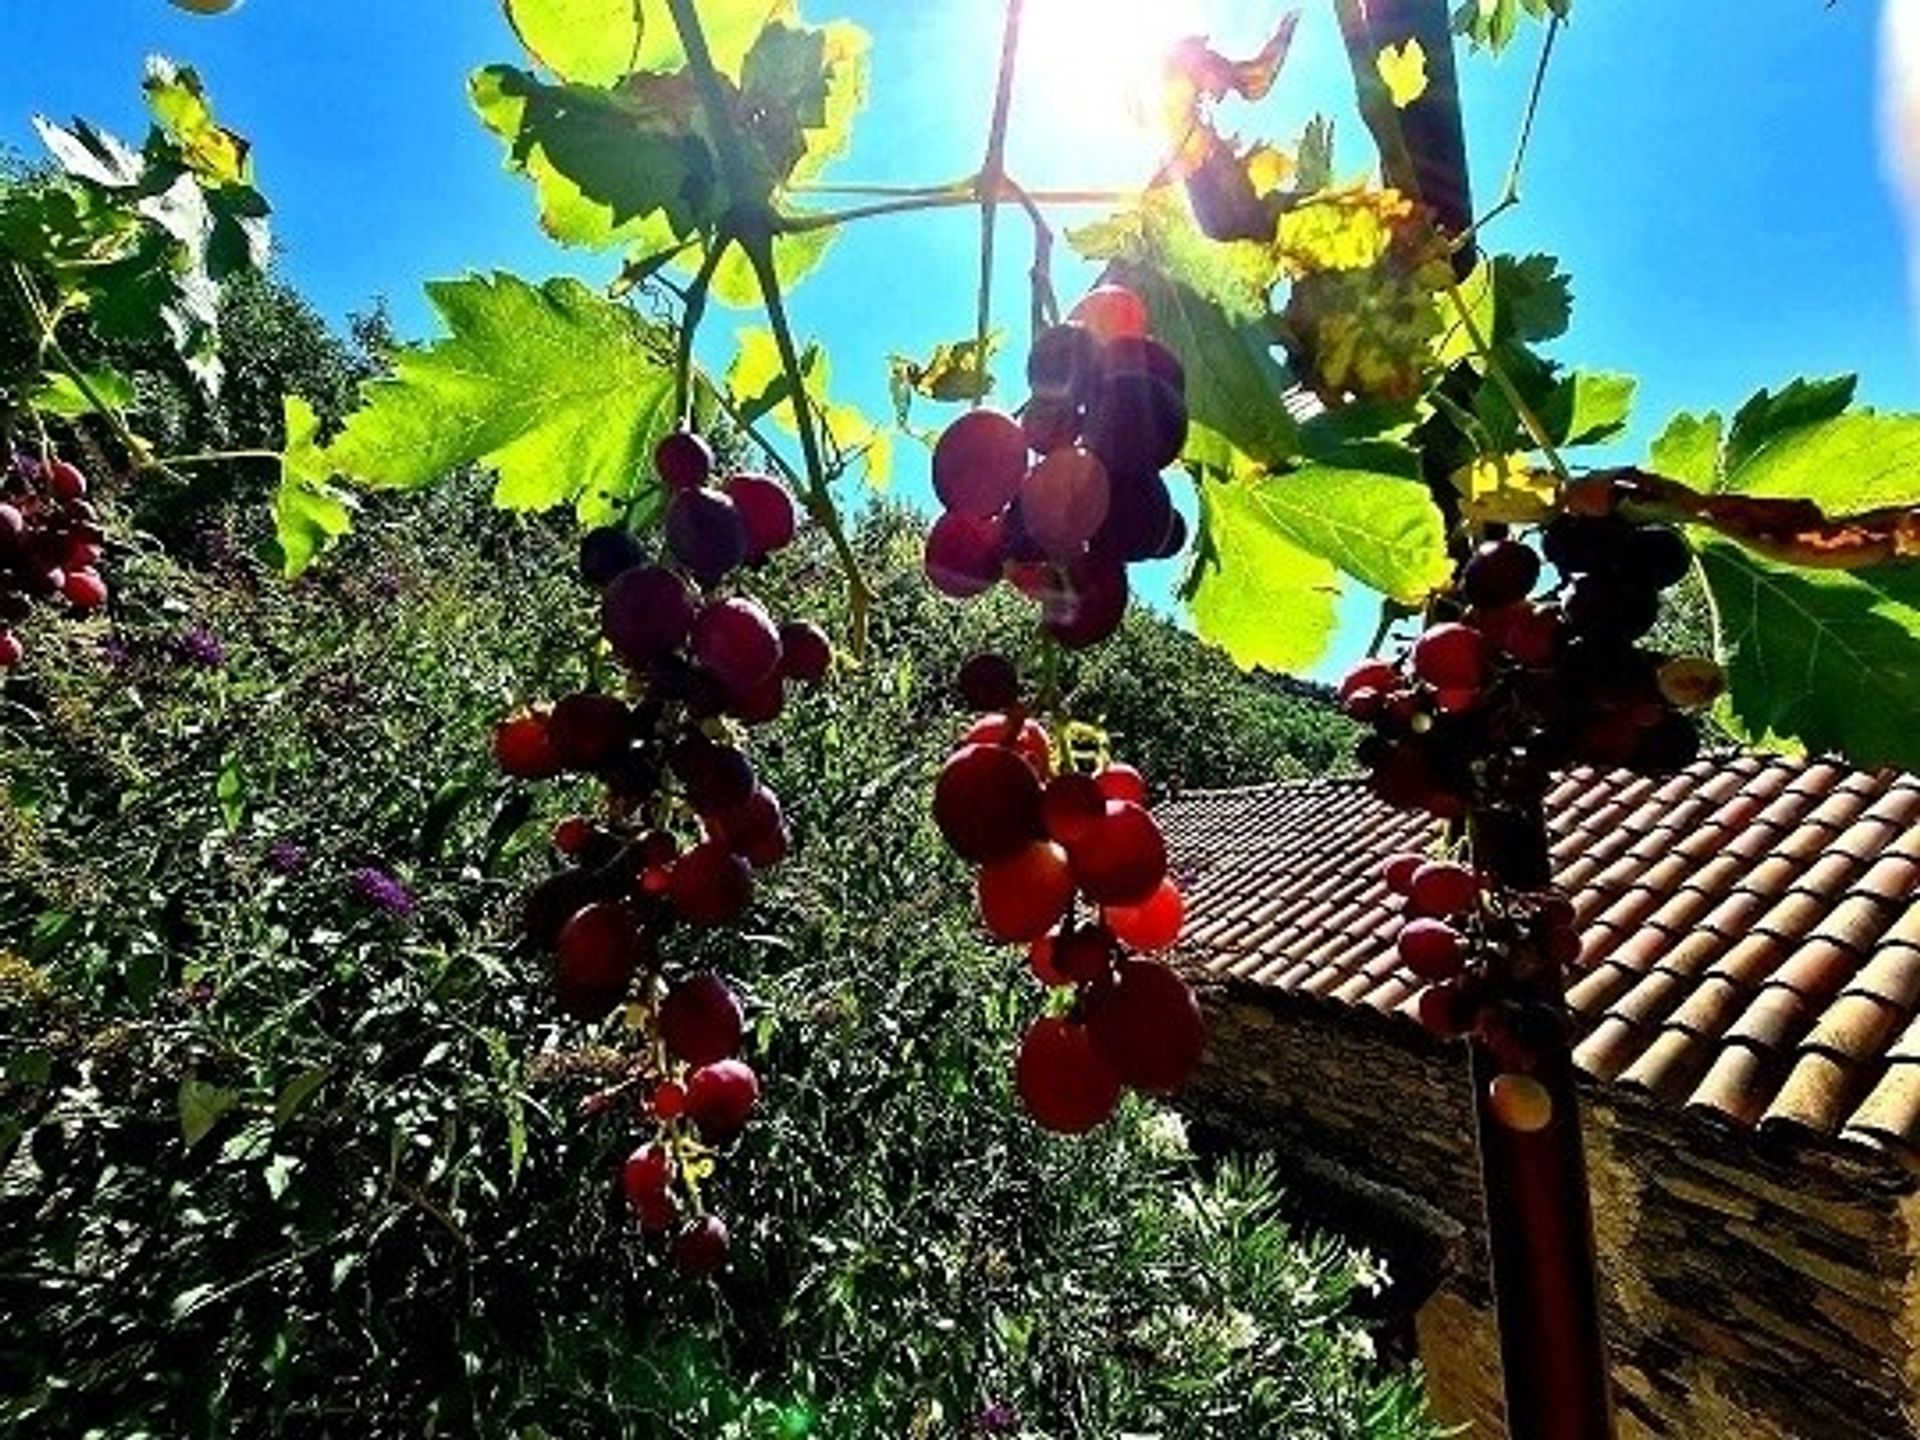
[1376, 39, 1430, 109]
[1454, 454, 1557, 525]
[1275, 188, 1416, 276]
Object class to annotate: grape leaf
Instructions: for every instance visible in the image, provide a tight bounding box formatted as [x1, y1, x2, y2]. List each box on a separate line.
[1649, 410, 1722, 489]
[1698, 537, 1920, 770]
[1070, 189, 1275, 322]
[1453, 0, 1570, 55]
[1725, 413, 1920, 513]
[504, 0, 645, 86]
[1186, 477, 1343, 672]
[1722, 374, 1854, 476]
[321, 273, 681, 528]
[31, 368, 136, 419]
[1491, 253, 1570, 345]
[1546, 370, 1635, 446]
[1225, 456, 1450, 603]
[274, 396, 357, 577]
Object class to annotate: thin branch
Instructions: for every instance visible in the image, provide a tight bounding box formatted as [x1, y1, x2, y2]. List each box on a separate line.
[973, 0, 1027, 404]
[672, 237, 728, 426]
[1450, 15, 1563, 252]
[1442, 273, 1571, 483]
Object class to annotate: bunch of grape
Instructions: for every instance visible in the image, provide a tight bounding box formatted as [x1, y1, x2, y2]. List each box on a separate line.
[934, 658, 1203, 1134]
[0, 451, 110, 669]
[1340, 513, 1719, 819]
[923, 285, 1190, 648]
[494, 430, 831, 1275]
[1374, 850, 1579, 1133]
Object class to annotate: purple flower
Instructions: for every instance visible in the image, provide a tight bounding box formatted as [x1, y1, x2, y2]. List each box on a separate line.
[975, 1402, 1018, 1434]
[266, 840, 310, 875]
[349, 865, 415, 919]
[174, 627, 226, 669]
[97, 635, 135, 670]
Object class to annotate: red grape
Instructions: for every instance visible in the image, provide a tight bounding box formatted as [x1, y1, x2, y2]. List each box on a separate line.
[579, 525, 647, 587]
[693, 597, 782, 692]
[1084, 957, 1204, 1094]
[1068, 285, 1149, 344]
[1019, 448, 1111, 558]
[665, 487, 747, 584]
[933, 409, 1028, 516]
[977, 840, 1074, 942]
[934, 743, 1043, 862]
[672, 1213, 730, 1275]
[1016, 1016, 1122, 1134]
[1397, 918, 1465, 979]
[1066, 800, 1166, 906]
[685, 1058, 759, 1140]
[727, 472, 798, 559]
[1093, 764, 1146, 805]
[547, 692, 631, 772]
[47, 459, 87, 499]
[1103, 878, 1184, 951]
[601, 565, 695, 662]
[493, 707, 563, 780]
[660, 972, 744, 1065]
[655, 429, 713, 491]
[669, 841, 753, 925]
[60, 568, 107, 609]
[957, 652, 1020, 711]
[1413, 622, 1489, 691]
[963, 713, 1052, 777]
[924, 510, 1007, 599]
[1381, 853, 1423, 896]
[1053, 922, 1117, 984]
[778, 621, 832, 683]
[1040, 772, 1106, 846]
[1408, 860, 1480, 918]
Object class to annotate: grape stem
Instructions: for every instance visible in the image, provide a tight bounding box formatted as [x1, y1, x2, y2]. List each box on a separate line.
[9, 260, 155, 471]
[1441, 273, 1572, 483]
[1451, 16, 1563, 252]
[671, 236, 728, 428]
[972, 0, 1028, 406]
[664, 0, 873, 655]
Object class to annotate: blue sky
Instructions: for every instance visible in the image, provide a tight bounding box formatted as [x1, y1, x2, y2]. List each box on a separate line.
[3, 1, 1913, 677]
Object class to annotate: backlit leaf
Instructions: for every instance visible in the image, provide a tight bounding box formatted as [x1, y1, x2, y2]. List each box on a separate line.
[1722, 374, 1855, 476]
[273, 395, 357, 578]
[504, 0, 645, 85]
[1376, 39, 1430, 108]
[1649, 410, 1722, 489]
[323, 273, 681, 528]
[1186, 477, 1342, 672]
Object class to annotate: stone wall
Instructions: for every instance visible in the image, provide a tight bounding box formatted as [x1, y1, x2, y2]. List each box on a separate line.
[1184, 985, 1920, 1438]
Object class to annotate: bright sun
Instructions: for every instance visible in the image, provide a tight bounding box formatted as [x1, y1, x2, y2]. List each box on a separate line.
[1016, 0, 1211, 179]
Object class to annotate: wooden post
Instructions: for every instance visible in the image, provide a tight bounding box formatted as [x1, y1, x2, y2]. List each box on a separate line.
[1468, 804, 1614, 1440]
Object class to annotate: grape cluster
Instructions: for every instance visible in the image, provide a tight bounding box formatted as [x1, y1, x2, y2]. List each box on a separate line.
[923, 285, 1191, 648]
[934, 662, 1203, 1134]
[0, 452, 109, 668]
[1341, 516, 1718, 819]
[1375, 850, 1579, 1133]
[495, 430, 831, 1275]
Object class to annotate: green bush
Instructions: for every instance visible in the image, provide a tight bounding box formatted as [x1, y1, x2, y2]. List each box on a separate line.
[1, 471, 1429, 1437]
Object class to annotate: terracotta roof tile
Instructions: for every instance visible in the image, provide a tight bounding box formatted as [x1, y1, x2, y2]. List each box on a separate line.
[1160, 754, 1920, 1165]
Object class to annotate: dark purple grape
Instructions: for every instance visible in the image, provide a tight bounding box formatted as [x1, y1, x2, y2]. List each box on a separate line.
[1563, 573, 1659, 641]
[1631, 526, 1694, 590]
[1042, 551, 1129, 649]
[692, 597, 782, 691]
[601, 565, 695, 663]
[933, 410, 1027, 517]
[672, 737, 756, 814]
[957, 652, 1020, 711]
[726, 670, 787, 726]
[1099, 470, 1174, 561]
[547, 692, 632, 771]
[655, 430, 713, 492]
[1463, 538, 1541, 609]
[1153, 506, 1188, 560]
[1021, 398, 1080, 455]
[1101, 335, 1184, 391]
[1027, 323, 1101, 407]
[579, 526, 647, 588]
[727, 473, 798, 560]
[777, 621, 831, 683]
[1084, 372, 1188, 474]
[665, 489, 748, 585]
[924, 511, 1006, 599]
[1019, 449, 1111, 559]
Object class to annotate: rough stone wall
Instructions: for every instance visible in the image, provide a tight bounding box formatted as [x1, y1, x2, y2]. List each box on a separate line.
[1184, 987, 1920, 1439]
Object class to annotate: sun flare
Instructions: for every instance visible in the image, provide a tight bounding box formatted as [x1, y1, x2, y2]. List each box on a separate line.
[1016, 0, 1211, 178]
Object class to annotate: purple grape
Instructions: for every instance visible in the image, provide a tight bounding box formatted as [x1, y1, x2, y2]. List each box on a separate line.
[1100, 470, 1174, 561]
[547, 692, 632, 771]
[602, 565, 695, 662]
[1027, 323, 1101, 407]
[655, 430, 713, 492]
[726, 670, 787, 727]
[1154, 506, 1189, 560]
[777, 621, 832, 683]
[665, 489, 748, 585]
[692, 596, 782, 691]
[727, 473, 798, 560]
[1085, 372, 1187, 474]
[933, 410, 1027, 517]
[924, 511, 1006, 599]
[1042, 550, 1129, 649]
[1019, 449, 1111, 559]
[957, 652, 1020, 710]
[579, 525, 647, 588]
[672, 737, 757, 814]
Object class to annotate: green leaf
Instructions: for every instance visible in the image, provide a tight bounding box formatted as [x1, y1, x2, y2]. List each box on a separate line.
[726, 325, 889, 485]
[1549, 370, 1635, 446]
[324, 273, 681, 528]
[1649, 410, 1722, 489]
[273, 1066, 331, 1128]
[1070, 189, 1275, 322]
[144, 56, 252, 189]
[1699, 537, 1920, 770]
[504, 0, 646, 85]
[1724, 412, 1920, 512]
[1216, 454, 1448, 604]
[1491, 253, 1571, 345]
[1186, 478, 1342, 672]
[179, 1077, 240, 1150]
[1722, 374, 1855, 477]
[274, 395, 357, 578]
[30, 367, 136, 419]
[215, 754, 247, 831]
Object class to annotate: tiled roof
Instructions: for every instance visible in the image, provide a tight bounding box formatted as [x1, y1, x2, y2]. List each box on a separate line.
[1159, 754, 1920, 1163]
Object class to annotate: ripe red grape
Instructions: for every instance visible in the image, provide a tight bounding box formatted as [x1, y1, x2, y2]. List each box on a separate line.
[47, 459, 87, 500]
[1019, 448, 1111, 557]
[602, 565, 695, 662]
[924, 510, 1007, 599]
[693, 596, 782, 691]
[60, 568, 107, 609]
[977, 840, 1074, 942]
[1397, 918, 1465, 979]
[1103, 878, 1184, 951]
[555, 901, 650, 1018]
[1040, 772, 1106, 846]
[957, 652, 1020, 711]
[777, 621, 832, 683]
[669, 841, 753, 925]
[933, 409, 1028, 516]
[685, 1058, 759, 1140]
[672, 1212, 730, 1275]
[1408, 861, 1480, 918]
[623, 1141, 674, 1210]
[1093, 764, 1146, 806]
[727, 472, 798, 559]
[1066, 800, 1166, 906]
[1041, 550, 1128, 649]
[1381, 853, 1423, 896]
[579, 525, 647, 587]
[1016, 1016, 1122, 1134]
[1027, 322, 1101, 405]
[665, 487, 748, 585]
[655, 429, 713, 492]
[547, 691, 632, 772]
[659, 972, 744, 1066]
[1068, 285, 1150, 344]
[934, 742, 1043, 862]
[1462, 538, 1540, 608]
[1084, 370, 1187, 474]
[0, 631, 21, 667]
[493, 707, 563, 780]
[1053, 922, 1117, 983]
[963, 713, 1052, 777]
[1084, 957, 1205, 1094]
[1413, 622, 1489, 691]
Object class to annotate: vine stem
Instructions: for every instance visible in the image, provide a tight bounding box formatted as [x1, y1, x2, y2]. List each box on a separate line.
[1442, 273, 1572, 483]
[1452, 15, 1563, 252]
[10, 260, 154, 470]
[155, 448, 283, 468]
[972, 0, 1027, 404]
[790, 180, 1139, 206]
[672, 237, 727, 426]
[664, 0, 872, 653]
